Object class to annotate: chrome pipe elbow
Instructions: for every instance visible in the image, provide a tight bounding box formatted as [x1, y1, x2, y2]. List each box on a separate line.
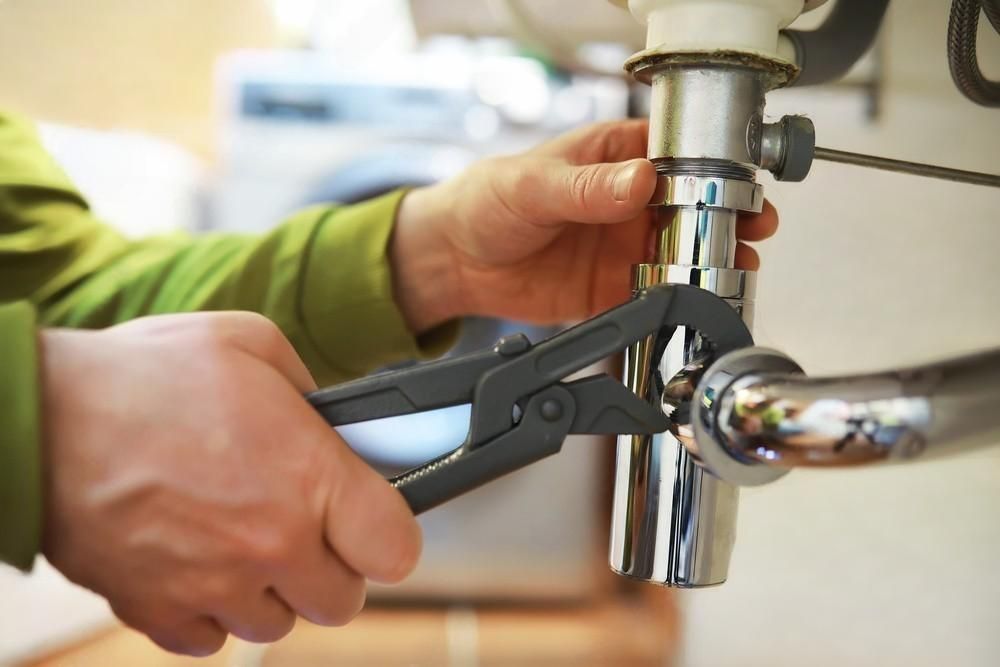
[691, 347, 1000, 487]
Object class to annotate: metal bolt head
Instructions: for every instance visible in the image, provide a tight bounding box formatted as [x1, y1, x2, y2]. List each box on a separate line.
[540, 399, 564, 422]
[776, 115, 816, 182]
[495, 334, 531, 357]
[762, 115, 816, 182]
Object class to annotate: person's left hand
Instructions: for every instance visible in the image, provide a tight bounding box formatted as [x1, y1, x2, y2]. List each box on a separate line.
[390, 120, 779, 333]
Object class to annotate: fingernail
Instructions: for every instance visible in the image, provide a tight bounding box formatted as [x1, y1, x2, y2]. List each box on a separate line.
[613, 161, 642, 202]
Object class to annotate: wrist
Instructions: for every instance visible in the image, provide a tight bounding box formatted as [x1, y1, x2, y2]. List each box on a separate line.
[390, 185, 465, 334]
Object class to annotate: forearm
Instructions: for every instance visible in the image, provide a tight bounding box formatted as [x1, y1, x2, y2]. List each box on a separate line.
[25, 191, 441, 385]
[1, 112, 458, 385]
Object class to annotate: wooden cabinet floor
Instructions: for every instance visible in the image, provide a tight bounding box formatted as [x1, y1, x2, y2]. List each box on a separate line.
[28, 600, 677, 666]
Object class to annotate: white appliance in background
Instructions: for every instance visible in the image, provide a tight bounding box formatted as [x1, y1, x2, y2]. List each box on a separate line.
[210, 47, 628, 230]
[210, 48, 629, 600]
[0, 126, 206, 665]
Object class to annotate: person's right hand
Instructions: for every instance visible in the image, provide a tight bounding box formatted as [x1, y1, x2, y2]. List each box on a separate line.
[39, 312, 421, 656]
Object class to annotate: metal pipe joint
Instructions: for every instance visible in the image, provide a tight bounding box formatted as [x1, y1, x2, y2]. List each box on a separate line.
[690, 347, 1000, 487]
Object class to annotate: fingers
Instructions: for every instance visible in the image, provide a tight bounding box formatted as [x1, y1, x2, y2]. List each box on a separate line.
[734, 199, 776, 270]
[735, 242, 760, 271]
[276, 543, 368, 627]
[211, 588, 297, 644]
[535, 121, 781, 238]
[321, 441, 422, 585]
[145, 616, 229, 657]
[109, 596, 226, 658]
[534, 119, 650, 164]
[736, 199, 779, 242]
[500, 156, 658, 226]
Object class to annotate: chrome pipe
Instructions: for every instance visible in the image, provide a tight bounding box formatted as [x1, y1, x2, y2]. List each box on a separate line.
[609, 62, 768, 587]
[691, 347, 1000, 486]
[610, 263, 753, 586]
[653, 206, 738, 268]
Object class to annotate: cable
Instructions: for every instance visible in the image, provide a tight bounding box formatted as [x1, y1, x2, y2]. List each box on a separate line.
[947, 0, 1000, 107]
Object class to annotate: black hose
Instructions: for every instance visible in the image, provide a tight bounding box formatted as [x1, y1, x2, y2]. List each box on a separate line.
[948, 0, 1000, 107]
[784, 0, 890, 87]
[983, 0, 1000, 33]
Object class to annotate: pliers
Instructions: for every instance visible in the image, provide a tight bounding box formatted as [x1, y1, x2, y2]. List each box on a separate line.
[307, 284, 752, 514]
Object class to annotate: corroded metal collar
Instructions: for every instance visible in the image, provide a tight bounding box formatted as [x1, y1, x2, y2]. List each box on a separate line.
[624, 49, 800, 88]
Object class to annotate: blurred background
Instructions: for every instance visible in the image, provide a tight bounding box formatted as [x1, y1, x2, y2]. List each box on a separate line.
[0, 0, 997, 665]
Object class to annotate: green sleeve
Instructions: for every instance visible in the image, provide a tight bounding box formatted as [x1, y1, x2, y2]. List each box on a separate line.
[0, 111, 456, 570]
[0, 302, 41, 571]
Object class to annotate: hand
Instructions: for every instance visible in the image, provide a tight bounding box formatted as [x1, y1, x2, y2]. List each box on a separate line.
[391, 120, 779, 332]
[40, 313, 421, 656]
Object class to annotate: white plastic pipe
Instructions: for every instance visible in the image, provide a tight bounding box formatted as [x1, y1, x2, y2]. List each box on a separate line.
[610, 0, 819, 61]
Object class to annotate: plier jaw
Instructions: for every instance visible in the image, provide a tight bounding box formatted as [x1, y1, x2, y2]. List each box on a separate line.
[308, 283, 752, 514]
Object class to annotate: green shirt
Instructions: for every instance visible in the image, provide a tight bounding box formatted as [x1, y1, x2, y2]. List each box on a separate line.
[0, 112, 451, 572]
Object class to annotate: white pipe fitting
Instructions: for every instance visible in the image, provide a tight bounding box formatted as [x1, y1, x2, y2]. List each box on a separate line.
[610, 0, 823, 61]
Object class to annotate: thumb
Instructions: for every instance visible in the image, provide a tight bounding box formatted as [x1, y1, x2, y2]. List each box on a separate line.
[502, 157, 657, 225]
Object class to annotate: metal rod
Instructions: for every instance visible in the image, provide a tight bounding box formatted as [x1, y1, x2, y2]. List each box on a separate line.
[814, 146, 1000, 188]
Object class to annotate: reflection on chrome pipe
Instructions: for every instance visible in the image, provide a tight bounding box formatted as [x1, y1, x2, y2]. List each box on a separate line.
[610, 260, 755, 587]
[654, 205, 737, 268]
[692, 347, 1000, 486]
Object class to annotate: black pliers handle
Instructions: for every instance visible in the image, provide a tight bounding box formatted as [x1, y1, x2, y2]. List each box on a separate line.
[307, 284, 752, 514]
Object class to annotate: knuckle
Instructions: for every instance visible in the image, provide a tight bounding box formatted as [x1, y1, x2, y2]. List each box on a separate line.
[327, 582, 368, 627]
[197, 311, 282, 352]
[108, 600, 148, 633]
[569, 165, 600, 208]
[482, 155, 513, 175]
[301, 574, 367, 628]
[504, 158, 530, 187]
[246, 528, 297, 568]
[243, 311, 282, 342]
[267, 616, 298, 643]
[193, 318, 236, 355]
[161, 577, 196, 608]
[603, 120, 633, 146]
[494, 157, 534, 196]
[187, 573, 239, 610]
[199, 312, 236, 338]
[593, 121, 618, 147]
[233, 615, 296, 645]
[467, 156, 506, 192]
[586, 121, 622, 160]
